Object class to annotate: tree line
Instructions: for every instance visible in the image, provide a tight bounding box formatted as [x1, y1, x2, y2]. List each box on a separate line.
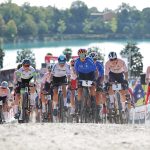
[0, 1, 150, 42]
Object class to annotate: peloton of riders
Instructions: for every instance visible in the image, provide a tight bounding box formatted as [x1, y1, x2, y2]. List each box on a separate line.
[0, 48, 139, 123]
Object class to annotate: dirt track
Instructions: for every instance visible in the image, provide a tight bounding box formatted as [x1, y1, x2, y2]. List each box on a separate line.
[0, 123, 150, 150]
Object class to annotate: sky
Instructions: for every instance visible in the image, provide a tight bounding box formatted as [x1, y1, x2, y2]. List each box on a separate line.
[0, 0, 150, 11]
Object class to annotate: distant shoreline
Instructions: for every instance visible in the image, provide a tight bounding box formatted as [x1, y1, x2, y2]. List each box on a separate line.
[3, 33, 150, 44]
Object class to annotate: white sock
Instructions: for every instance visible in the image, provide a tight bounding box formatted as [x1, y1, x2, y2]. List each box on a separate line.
[53, 101, 57, 109]
[42, 104, 46, 113]
[3, 112, 8, 121]
[14, 105, 18, 114]
[64, 97, 67, 106]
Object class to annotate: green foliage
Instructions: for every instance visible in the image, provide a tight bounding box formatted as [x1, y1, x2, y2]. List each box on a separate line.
[0, 47, 5, 68]
[63, 48, 72, 62]
[16, 49, 36, 67]
[57, 19, 66, 34]
[0, 1, 149, 40]
[87, 47, 105, 62]
[120, 42, 143, 78]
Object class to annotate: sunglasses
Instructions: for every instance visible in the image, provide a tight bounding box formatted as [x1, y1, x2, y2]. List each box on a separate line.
[110, 58, 117, 61]
[23, 65, 30, 67]
[79, 54, 86, 58]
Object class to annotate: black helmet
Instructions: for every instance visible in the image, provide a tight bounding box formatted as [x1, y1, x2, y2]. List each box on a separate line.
[22, 59, 31, 65]
[108, 52, 117, 60]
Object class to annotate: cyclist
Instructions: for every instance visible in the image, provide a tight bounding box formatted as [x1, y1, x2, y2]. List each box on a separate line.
[104, 52, 129, 111]
[89, 52, 106, 117]
[74, 49, 97, 113]
[40, 66, 52, 120]
[145, 66, 150, 104]
[69, 59, 77, 115]
[15, 59, 37, 120]
[50, 55, 71, 117]
[0, 81, 11, 122]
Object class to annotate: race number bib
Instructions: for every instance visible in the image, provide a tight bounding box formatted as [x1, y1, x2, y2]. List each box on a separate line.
[82, 80, 93, 87]
[112, 83, 122, 91]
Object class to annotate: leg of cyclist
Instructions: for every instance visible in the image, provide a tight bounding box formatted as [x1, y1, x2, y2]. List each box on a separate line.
[53, 87, 58, 116]
[62, 84, 68, 110]
[14, 83, 21, 119]
[3, 98, 9, 122]
[77, 86, 83, 114]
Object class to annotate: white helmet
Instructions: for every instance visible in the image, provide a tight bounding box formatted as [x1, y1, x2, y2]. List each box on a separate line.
[108, 52, 117, 60]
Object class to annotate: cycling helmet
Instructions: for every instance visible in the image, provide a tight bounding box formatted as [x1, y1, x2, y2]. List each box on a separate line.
[89, 52, 98, 60]
[1, 81, 8, 88]
[22, 59, 31, 65]
[70, 59, 75, 66]
[108, 52, 117, 60]
[78, 49, 87, 56]
[58, 55, 66, 64]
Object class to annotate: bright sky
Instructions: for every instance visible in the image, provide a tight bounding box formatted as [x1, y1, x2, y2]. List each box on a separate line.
[0, 0, 150, 11]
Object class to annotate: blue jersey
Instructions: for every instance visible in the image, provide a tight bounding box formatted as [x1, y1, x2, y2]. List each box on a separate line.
[74, 57, 96, 74]
[95, 61, 104, 77]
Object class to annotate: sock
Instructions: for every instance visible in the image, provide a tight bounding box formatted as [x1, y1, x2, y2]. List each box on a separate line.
[64, 97, 67, 106]
[42, 104, 46, 113]
[3, 112, 8, 121]
[14, 105, 18, 114]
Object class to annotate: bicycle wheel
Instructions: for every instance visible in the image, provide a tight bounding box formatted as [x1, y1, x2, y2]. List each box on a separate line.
[0, 105, 3, 124]
[116, 92, 123, 124]
[58, 92, 64, 122]
[22, 92, 30, 123]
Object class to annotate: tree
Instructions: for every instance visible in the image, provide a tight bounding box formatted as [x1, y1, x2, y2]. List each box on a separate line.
[16, 49, 36, 67]
[120, 42, 143, 78]
[0, 47, 5, 69]
[63, 48, 72, 62]
[5, 19, 17, 39]
[57, 19, 66, 34]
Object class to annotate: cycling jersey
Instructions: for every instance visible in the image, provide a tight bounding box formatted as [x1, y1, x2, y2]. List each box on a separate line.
[74, 57, 96, 74]
[51, 63, 70, 77]
[95, 61, 104, 77]
[70, 66, 77, 80]
[105, 58, 128, 76]
[16, 66, 36, 79]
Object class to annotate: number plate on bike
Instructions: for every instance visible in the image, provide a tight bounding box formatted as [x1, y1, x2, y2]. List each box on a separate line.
[0, 100, 2, 105]
[82, 80, 93, 87]
[112, 83, 122, 91]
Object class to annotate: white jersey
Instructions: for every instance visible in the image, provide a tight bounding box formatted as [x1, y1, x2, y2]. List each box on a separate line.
[16, 66, 36, 79]
[51, 63, 70, 77]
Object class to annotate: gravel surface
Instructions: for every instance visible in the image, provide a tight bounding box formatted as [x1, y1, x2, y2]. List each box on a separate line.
[0, 123, 150, 150]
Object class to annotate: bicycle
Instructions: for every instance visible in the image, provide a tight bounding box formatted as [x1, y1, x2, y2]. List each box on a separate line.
[18, 83, 31, 123]
[76, 80, 97, 123]
[111, 81, 130, 124]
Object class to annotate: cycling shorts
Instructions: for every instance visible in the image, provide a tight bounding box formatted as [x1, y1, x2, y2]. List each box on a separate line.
[109, 71, 124, 83]
[70, 79, 77, 90]
[52, 76, 67, 88]
[0, 96, 7, 104]
[78, 71, 95, 88]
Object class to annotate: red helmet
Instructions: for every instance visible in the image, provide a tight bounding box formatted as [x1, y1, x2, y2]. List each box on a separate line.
[78, 49, 87, 56]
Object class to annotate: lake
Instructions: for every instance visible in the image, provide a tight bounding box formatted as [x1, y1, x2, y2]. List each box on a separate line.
[2, 39, 150, 72]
